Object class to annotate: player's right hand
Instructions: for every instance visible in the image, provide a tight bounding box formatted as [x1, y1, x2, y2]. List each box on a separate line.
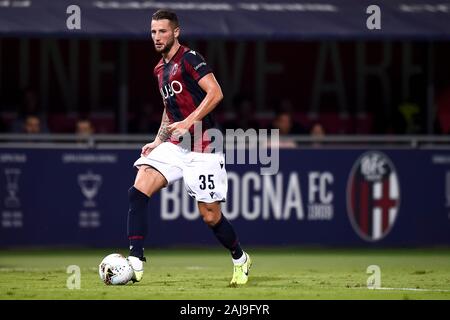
[141, 141, 159, 157]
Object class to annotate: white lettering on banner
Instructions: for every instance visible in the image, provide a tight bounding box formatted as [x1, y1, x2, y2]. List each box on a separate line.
[309, 172, 320, 203]
[62, 153, 117, 163]
[308, 171, 334, 220]
[0, 154, 27, 163]
[262, 174, 282, 220]
[93, 1, 337, 12]
[222, 172, 240, 220]
[239, 3, 336, 11]
[400, 4, 450, 13]
[161, 171, 320, 221]
[161, 181, 181, 220]
[0, 1, 30, 8]
[182, 186, 199, 220]
[79, 211, 100, 228]
[309, 171, 333, 204]
[94, 1, 233, 10]
[241, 172, 261, 220]
[432, 155, 450, 164]
[445, 172, 450, 221]
[1, 211, 23, 228]
[283, 173, 304, 220]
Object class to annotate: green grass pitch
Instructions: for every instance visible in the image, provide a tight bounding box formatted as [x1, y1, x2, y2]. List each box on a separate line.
[0, 248, 449, 300]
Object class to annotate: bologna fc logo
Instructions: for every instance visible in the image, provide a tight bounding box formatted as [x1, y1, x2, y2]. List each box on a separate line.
[172, 63, 179, 76]
[347, 151, 400, 242]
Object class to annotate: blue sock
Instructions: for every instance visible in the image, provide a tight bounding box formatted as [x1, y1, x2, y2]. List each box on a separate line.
[211, 213, 244, 260]
[127, 186, 149, 260]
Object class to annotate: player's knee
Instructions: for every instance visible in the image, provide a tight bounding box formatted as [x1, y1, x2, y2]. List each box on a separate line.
[202, 214, 217, 226]
[133, 170, 154, 197]
[201, 209, 221, 227]
[134, 166, 166, 196]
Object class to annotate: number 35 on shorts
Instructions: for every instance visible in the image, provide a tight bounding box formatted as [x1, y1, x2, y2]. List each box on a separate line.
[199, 174, 215, 190]
[195, 173, 226, 202]
[184, 159, 228, 203]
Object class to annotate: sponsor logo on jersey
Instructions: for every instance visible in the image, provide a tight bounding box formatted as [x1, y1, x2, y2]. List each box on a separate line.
[347, 151, 400, 241]
[194, 62, 206, 71]
[160, 80, 183, 100]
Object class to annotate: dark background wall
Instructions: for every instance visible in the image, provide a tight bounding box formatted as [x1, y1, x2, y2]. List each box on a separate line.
[1, 39, 449, 134]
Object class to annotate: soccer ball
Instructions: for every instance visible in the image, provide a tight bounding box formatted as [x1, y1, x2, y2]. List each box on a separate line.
[98, 253, 134, 285]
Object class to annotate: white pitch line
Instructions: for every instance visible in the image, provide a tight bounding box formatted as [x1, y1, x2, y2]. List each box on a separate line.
[185, 266, 206, 270]
[371, 287, 450, 293]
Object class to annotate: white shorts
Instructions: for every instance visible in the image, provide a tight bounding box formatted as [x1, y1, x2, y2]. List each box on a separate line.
[133, 142, 228, 203]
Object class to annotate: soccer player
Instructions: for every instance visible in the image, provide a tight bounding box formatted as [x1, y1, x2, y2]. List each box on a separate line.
[126, 9, 251, 285]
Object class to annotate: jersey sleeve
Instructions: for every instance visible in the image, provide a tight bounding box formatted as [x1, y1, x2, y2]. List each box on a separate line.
[183, 50, 212, 82]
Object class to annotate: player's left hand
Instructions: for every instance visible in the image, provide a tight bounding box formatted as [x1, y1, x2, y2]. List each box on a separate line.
[167, 119, 193, 139]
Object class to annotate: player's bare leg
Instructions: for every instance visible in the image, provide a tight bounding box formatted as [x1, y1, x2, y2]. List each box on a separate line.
[134, 165, 168, 197]
[127, 165, 167, 282]
[198, 201, 252, 285]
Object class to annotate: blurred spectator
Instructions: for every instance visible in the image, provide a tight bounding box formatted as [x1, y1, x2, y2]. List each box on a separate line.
[23, 115, 41, 134]
[76, 118, 95, 136]
[75, 118, 95, 146]
[11, 87, 49, 133]
[269, 107, 300, 149]
[222, 94, 259, 131]
[272, 98, 308, 134]
[311, 122, 326, 137]
[310, 122, 326, 147]
[273, 112, 292, 135]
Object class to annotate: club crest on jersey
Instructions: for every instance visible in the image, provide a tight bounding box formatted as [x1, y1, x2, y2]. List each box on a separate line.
[160, 80, 183, 100]
[172, 63, 179, 76]
[346, 151, 401, 242]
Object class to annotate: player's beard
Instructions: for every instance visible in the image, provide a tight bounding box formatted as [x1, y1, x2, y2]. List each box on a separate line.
[156, 36, 175, 54]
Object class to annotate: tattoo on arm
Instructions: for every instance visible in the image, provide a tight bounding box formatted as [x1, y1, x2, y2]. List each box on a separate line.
[157, 110, 170, 142]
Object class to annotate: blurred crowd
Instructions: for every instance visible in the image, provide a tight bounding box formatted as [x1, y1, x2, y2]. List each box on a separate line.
[1, 85, 450, 141]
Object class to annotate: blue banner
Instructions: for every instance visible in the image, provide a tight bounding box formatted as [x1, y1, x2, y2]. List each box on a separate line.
[0, 147, 449, 247]
[1, 0, 450, 39]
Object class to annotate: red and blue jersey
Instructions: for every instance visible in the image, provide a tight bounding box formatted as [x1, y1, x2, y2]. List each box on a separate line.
[154, 45, 216, 151]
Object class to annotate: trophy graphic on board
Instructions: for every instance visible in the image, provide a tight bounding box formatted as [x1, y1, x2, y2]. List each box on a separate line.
[78, 171, 102, 208]
[4, 168, 21, 208]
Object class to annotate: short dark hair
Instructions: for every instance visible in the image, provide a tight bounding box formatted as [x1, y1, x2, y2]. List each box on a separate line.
[152, 9, 179, 28]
